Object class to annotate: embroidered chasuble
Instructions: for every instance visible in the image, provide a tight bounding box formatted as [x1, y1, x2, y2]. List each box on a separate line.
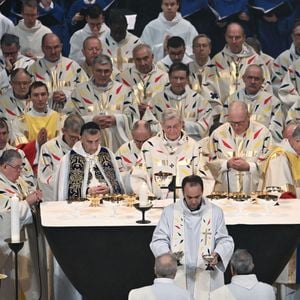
[209, 121, 272, 193]
[68, 79, 139, 152]
[67, 147, 122, 199]
[262, 139, 300, 195]
[143, 85, 213, 141]
[0, 173, 47, 300]
[118, 65, 169, 106]
[115, 140, 143, 173]
[278, 57, 300, 113]
[24, 111, 60, 141]
[38, 136, 71, 202]
[204, 44, 271, 108]
[272, 44, 300, 96]
[12, 109, 61, 146]
[137, 131, 200, 199]
[101, 32, 141, 72]
[172, 200, 212, 300]
[0, 90, 30, 122]
[29, 56, 88, 111]
[150, 199, 234, 298]
[0, 144, 35, 188]
[221, 89, 284, 142]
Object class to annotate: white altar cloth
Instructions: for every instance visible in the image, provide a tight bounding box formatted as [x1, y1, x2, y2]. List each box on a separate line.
[40, 199, 300, 227]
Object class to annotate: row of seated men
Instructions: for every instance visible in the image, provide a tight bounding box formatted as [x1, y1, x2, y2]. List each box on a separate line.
[0, 109, 296, 300]
[0, 22, 298, 197]
[1, 0, 300, 128]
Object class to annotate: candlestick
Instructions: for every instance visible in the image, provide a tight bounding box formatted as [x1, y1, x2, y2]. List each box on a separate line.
[11, 194, 20, 242]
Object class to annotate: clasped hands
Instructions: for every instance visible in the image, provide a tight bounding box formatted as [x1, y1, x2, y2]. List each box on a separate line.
[227, 157, 250, 171]
[88, 184, 109, 196]
[26, 190, 43, 206]
[93, 115, 116, 129]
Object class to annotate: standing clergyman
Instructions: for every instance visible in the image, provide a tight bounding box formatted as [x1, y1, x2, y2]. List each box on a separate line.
[150, 175, 234, 300]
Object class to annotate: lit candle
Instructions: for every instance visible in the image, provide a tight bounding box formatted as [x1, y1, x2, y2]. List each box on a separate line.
[11, 194, 20, 242]
[139, 182, 148, 208]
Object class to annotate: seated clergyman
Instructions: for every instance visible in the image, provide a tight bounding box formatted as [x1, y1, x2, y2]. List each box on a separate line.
[0, 149, 44, 300]
[55, 121, 125, 200]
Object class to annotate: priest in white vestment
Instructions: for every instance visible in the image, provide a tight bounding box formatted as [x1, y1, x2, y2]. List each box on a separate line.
[115, 120, 152, 192]
[67, 54, 139, 152]
[0, 34, 34, 93]
[204, 23, 271, 113]
[54, 122, 125, 300]
[143, 62, 213, 141]
[156, 36, 193, 73]
[209, 101, 272, 193]
[262, 125, 300, 197]
[210, 249, 275, 300]
[69, 5, 108, 64]
[0, 149, 45, 300]
[132, 108, 214, 199]
[140, 0, 198, 61]
[56, 121, 125, 201]
[80, 36, 103, 78]
[0, 118, 35, 188]
[150, 175, 234, 300]
[272, 22, 300, 96]
[38, 114, 84, 202]
[11, 0, 52, 59]
[220, 64, 284, 143]
[0, 68, 32, 124]
[101, 12, 140, 72]
[29, 33, 88, 112]
[117, 43, 169, 117]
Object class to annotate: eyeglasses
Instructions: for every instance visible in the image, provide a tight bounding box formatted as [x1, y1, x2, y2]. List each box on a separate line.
[7, 163, 23, 171]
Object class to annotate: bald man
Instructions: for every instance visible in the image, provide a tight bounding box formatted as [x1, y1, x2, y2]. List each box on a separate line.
[115, 120, 152, 192]
[209, 101, 272, 193]
[29, 33, 88, 112]
[221, 64, 284, 143]
[203, 23, 271, 114]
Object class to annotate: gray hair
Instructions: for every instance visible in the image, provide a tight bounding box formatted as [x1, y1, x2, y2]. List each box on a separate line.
[154, 253, 177, 279]
[243, 64, 263, 78]
[230, 249, 254, 275]
[10, 68, 32, 82]
[132, 44, 152, 58]
[193, 34, 212, 48]
[1, 34, 20, 48]
[0, 149, 22, 166]
[92, 54, 112, 68]
[161, 108, 182, 124]
[82, 36, 102, 50]
[63, 114, 85, 132]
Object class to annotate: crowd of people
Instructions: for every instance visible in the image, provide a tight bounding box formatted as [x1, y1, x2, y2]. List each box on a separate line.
[0, 0, 299, 299]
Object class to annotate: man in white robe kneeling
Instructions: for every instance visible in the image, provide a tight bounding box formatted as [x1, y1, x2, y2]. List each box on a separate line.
[150, 175, 234, 300]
